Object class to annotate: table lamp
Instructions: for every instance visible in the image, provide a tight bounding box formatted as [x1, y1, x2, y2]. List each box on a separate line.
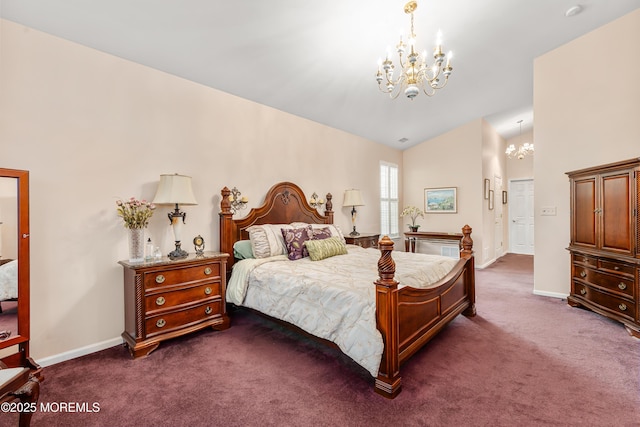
[152, 173, 198, 259]
[343, 189, 364, 236]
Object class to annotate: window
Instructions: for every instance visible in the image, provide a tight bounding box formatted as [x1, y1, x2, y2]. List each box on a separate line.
[380, 162, 399, 238]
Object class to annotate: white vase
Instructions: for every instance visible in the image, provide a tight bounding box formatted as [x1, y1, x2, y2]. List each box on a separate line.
[128, 228, 145, 262]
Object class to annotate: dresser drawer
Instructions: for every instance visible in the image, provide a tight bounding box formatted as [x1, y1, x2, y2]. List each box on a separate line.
[144, 262, 221, 290]
[145, 300, 223, 337]
[572, 253, 598, 268]
[598, 259, 635, 277]
[145, 282, 222, 313]
[573, 266, 635, 298]
[573, 282, 635, 321]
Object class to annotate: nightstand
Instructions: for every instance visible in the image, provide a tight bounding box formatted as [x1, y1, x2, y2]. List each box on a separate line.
[119, 252, 229, 358]
[345, 233, 380, 249]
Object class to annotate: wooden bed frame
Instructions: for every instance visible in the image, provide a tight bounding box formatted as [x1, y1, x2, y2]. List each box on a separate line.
[219, 182, 476, 398]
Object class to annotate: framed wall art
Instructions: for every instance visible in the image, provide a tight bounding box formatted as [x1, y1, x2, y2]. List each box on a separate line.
[502, 190, 508, 204]
[424, 187, 457, 213]
[488, 190, 494, 210]
[484, 179, 490, 199]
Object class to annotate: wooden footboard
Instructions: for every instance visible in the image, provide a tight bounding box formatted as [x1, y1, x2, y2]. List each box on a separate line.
[374, 226, 475, 398]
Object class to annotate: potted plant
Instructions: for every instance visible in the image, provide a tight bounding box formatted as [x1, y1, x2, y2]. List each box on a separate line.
[116, 197, 156, 262]
[401, 206, 424, 232]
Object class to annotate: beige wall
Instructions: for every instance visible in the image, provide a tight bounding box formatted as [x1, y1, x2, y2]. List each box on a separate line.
[402, 119, 494, 266]
[533, 9, 640, 297]
[0, 20, 402, 362]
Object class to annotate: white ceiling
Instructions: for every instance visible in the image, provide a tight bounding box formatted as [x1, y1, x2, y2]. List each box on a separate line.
[2, 0, 639, 149]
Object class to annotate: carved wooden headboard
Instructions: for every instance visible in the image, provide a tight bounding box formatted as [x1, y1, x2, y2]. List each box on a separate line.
[219, 182, 333, 270]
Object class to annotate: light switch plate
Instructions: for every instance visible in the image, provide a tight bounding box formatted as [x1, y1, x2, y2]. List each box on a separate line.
[541, 206, 557, 216]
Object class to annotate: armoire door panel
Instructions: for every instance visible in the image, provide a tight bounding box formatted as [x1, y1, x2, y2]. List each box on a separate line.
[573, 178, 597, 247]
[601, 173, 632, 253]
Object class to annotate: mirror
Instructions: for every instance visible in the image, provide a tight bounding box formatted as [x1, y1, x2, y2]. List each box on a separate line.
[0, 168, 31, 368]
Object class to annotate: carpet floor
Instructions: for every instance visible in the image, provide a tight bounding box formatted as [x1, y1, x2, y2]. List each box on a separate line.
[7, 253, 640, 426]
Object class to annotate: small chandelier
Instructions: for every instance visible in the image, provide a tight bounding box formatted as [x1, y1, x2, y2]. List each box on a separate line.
[505, 120, 534, 160]
[376, 1, 453, 100]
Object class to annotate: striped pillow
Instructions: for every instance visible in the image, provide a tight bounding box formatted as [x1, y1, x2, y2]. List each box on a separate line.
[304, 236, 348, 261]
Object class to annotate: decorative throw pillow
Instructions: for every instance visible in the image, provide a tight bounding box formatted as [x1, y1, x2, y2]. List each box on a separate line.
[233, 240, 254, 260]
[247, 224, 288, 258]
[311, 227, 332, 241]
[281, 226, 313, 260]
[290, 223, 347, 244]
[304, 236, 348, 261]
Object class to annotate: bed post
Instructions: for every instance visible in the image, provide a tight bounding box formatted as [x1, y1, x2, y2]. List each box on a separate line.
[324, 193, 333, 224]
[219, 187, 236, 271]
[460, 224, 477, 317]
[374, 236, 401, 398]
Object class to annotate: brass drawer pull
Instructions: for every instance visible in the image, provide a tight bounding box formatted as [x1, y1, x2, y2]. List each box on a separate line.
[204, 306, 213, 315]
[579, 271, 587, 278]
[204, 287, 212, 295]
[156, 318, 166, 328]
[155, 274, 165, 284]
[618, 283, 627, 291]
[204, 267, 212, 275]
[619, 303, 627, 311]
[156, 296, 166, 306]
[580, 288, 587, 295]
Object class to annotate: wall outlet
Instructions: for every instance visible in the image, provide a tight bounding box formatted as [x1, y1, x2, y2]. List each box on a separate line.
[541, 206, 557, 216]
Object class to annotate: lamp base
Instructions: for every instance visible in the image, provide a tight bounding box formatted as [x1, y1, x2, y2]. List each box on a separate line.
[349, 226, 360, 237]
[168, 241, 188, 260]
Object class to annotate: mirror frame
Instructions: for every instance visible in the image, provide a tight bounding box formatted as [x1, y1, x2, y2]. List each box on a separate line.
[0, 168, 30, 368]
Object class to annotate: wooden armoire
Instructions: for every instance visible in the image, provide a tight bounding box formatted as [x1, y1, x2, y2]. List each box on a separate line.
[566, 158, 640, 337]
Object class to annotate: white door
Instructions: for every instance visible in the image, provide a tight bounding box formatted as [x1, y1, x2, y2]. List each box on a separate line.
[509, 179, 534, 255]
[494, 175, 504, 258]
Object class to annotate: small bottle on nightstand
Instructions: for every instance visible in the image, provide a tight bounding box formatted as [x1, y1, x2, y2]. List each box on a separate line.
[145, 238, 154, 261]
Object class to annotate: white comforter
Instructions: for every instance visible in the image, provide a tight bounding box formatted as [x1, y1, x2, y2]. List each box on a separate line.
[227, 245, 458, 377]
[0, 260, 18, 301]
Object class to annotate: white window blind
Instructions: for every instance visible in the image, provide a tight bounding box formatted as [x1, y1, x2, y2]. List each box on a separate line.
[380, 162, 399, 238]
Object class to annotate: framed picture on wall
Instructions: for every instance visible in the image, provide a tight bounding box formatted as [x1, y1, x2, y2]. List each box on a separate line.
[484, 179, 490, 199]
[502, 190, 508, 204]
[425, 187, 457, 213]
[488, 190, 494, 210]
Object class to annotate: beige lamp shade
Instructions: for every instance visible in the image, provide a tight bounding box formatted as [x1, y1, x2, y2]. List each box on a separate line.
[343, 189, 364, 207]
[152, 174, 198, 206]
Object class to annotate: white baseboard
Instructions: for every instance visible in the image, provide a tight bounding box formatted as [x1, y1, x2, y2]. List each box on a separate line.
[533, 289, 568, 299]
[476, 258, 496, 269]
[35, 337, 123, 367]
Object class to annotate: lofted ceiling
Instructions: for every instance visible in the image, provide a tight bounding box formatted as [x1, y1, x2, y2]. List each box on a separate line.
[2, 0, 639, 149]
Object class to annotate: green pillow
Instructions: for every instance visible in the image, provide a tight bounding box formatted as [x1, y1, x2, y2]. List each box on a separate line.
[233, 240, 255, 259]
[304, 236, 348, 261]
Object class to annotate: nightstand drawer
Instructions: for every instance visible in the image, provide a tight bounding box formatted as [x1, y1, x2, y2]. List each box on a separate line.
[145, 282, 222, 313]
[145, 300, 223, 338]
[144, 262, 221, 290]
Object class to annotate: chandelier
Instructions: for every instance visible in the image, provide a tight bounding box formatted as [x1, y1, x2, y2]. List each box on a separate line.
[376, 1, 453, 100]
[505, 120, 534, 159]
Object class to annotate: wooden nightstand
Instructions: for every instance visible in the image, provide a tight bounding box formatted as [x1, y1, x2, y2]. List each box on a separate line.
[119, 252, 229, 358]
[345, 233, 380, 249]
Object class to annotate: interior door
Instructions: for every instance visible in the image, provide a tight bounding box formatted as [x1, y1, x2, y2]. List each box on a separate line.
[494, 175, 504, 258]
[509, 179, 534, 255]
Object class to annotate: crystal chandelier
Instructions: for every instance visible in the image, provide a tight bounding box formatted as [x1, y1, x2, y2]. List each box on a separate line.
[505, 120, 534, 160]
[376, 1, 453, 100]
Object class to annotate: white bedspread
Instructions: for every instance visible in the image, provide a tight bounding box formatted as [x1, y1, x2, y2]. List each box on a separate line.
[0, 260, 18, 301]
[227, 245, 458, 377]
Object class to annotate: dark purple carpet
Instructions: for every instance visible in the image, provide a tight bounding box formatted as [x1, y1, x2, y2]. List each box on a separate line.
[7, 254, 640, 426]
